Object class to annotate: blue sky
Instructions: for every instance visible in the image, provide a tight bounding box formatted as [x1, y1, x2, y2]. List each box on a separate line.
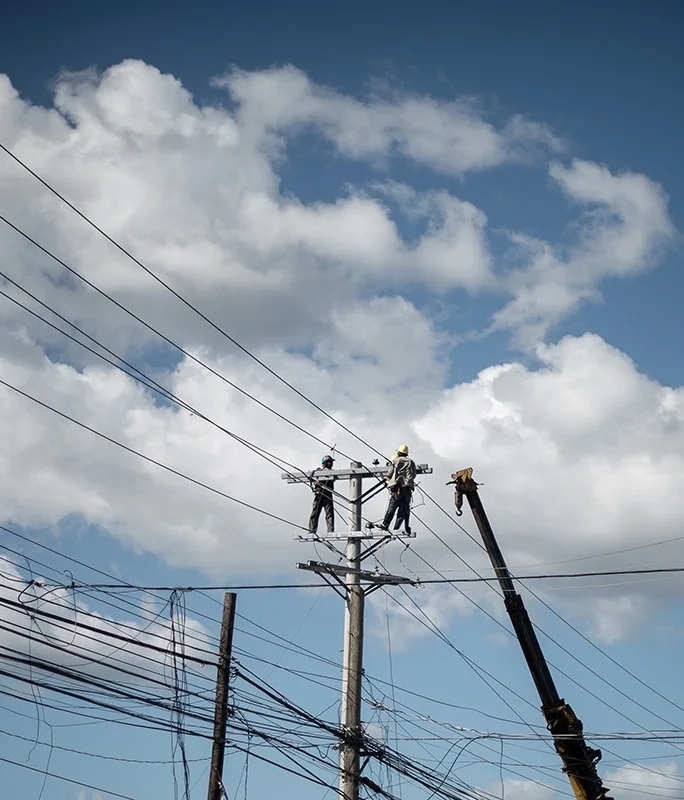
[5, 0, 683, 385]
[1, 2, 684, 799]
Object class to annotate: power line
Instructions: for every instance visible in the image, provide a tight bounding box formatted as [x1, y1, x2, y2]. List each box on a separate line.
[0, 376, 306, 531]
[0, 753, 143, 800]
[19, 564, 684, 591]
[0, 650, 215, 726]
[0, 211, 338, 454]
[0, 188, 402, 530]
[0, 617, 213, 704]
[0, 726, 209, 764]
[0, 524, 223, 653]
[0, 274, 347, 496]
[5, 143, 682, 796]
[0, 594, 213, 666]
[520, 577, 684, 718]
[0, 142, 388, 460]
[0, 187, 558, 630]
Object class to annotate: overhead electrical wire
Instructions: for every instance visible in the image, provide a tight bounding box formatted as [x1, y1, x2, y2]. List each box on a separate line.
[0, 273, 365, 517]
[9, 532, 680, 780]
[0, 753, 143, 800]
[378, 503, 684, 762]
[223, 592, 648, 792]
[0, 584, 527, 800]
[1, 139, 675, 632]
[0, 141, 386, 458]
[29, 563, 681, 591]
[0, 279, 309, 479]
[386, 549, 684, 770]
[0, 593, 213, 666]
[521, 577, 684, 717]
[4, 142, 682, 796]
[0, 650, 215, 726]
[0, 376, 307, 531]
[0, 141, 522, 574]
[0, 616, 213, 705]
[3, 157, 653, 766]
[0, 725, 210, 765]
[0, 680, 212, 739]
[0, 211, 339, 455]
[0, 524, 224, 658]
[0, 664, 214, 739]
[0, 205, 417, 533]
[363, 685, 572, 798]
[0, 569, 218, 701]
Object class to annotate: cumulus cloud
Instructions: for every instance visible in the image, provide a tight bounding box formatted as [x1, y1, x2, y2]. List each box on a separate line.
[0, 60, 674, 358]
[413, 333, 684, 640]
[605, 761, 683, 799]
[2, 321, 683, 644]
[492, 159, 676, 346]
[488, 761, 684, 800]
[218, 64, 564, 174]
[0, 557, 210, 685]
[0, 58, 497, 367]
[0, 58, 680, 645]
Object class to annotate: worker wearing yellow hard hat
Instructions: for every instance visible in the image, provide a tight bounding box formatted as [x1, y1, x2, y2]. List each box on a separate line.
[378, 444, 416, 534]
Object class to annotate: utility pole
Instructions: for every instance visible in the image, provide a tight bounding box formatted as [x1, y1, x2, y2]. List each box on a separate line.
[340, 463, 364, 800]
[207, 592, 237, 800]
[283, 457, 432, 800]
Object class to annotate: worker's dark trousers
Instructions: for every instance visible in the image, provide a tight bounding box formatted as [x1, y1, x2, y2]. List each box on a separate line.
[309, 492, 334, 533]
[383, 487, 412, 531]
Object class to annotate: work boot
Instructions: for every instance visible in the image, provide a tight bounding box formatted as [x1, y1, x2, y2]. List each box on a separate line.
[377, 523, 389, 531]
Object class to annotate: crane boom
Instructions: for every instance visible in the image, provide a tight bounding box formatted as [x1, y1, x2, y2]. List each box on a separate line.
[447, 468, 612, 800]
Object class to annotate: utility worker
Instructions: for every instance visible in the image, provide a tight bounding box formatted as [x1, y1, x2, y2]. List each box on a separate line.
[308, 455, 336, 534]
[379, 444, 416, 534]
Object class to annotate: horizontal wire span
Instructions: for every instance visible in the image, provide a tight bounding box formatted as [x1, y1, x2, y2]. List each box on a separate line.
[13, 564, 683, 591]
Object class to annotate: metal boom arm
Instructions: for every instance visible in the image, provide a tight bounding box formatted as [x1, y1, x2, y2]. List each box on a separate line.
[448, 468, 612, 800]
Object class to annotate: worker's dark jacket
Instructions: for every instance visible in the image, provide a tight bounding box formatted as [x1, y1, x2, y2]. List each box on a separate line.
[310, 468, 335, 496]
[308, 467, 335, 534]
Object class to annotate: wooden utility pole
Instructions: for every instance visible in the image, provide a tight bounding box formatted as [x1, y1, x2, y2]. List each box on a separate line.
[207, 592, 237, 800]
[284, 457, 432, 800]
[339, 463, 364, 800]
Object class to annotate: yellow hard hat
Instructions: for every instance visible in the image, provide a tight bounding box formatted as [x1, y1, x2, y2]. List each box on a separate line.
[397, 444, 409, 455]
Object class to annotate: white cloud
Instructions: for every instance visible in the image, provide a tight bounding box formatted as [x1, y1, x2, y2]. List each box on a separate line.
[218, 64, 564, 174]
[486, 760, 684, 800]
[0, 557, 210, 685]
[413, 333, 684, 641]
[1, 326, 683, 644]
[0, 61, 674, 359]
[494, 778, 557, 800]
[492, 159, 676, 346]
[0, 58, 499, 366]
[587, 596, 651, 644]
[0, 58, 680, 645]
[605, 761, 683, 799]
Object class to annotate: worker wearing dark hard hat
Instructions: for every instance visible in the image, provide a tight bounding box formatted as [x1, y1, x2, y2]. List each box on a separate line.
[308, 455, 336, 534]
[378, 444, 416, 534]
